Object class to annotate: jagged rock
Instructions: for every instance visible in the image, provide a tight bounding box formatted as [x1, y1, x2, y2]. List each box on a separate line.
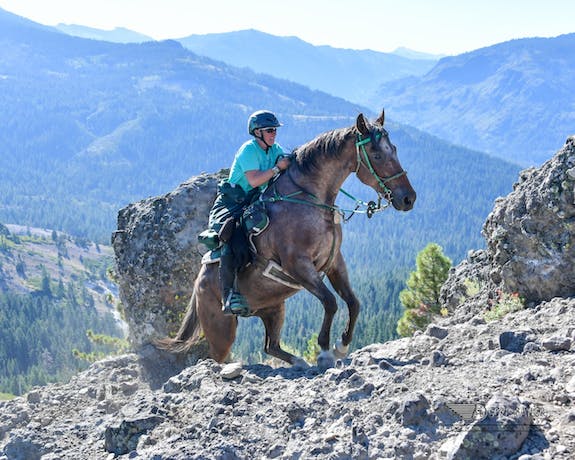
[499, 329, 536, 353]
[483, 136, 575, 303]
[111, 171, 224, 347]
[425, 323, 449, 339]
[394, 392, 431, 426]
[440, 137, 575, 323]
[104, 415, 164, 455]
[1, 298, 574, 459]
[541, 336, 572, 352]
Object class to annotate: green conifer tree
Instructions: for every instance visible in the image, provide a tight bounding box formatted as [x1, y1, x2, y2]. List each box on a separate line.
[397, 243, 451, 337]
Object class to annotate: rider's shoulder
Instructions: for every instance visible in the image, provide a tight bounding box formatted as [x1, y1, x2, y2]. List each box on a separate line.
[235, 139, 259, 157]
[270, 143, 285, 154]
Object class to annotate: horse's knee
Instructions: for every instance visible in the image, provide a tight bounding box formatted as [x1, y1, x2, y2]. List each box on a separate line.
[321, 294, 338, 316]
[348, 298, 360, 317]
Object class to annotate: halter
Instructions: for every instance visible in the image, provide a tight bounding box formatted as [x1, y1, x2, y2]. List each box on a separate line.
[355, 131, 407, 201]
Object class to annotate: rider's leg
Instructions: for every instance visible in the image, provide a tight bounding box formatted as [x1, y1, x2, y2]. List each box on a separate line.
[219, 243, 249, 316]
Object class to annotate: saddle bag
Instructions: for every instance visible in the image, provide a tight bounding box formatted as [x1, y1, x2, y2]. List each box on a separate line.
[242, 199, 269, 236]
[199, 181, 261, 251]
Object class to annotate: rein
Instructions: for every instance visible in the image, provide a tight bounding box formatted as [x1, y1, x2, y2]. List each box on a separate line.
[261, 130, 405, 221]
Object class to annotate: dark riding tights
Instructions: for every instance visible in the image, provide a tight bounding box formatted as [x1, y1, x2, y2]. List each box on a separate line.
[219, 243, 237, 302]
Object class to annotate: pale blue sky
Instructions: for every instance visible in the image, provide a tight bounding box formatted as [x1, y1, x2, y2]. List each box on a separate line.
[1, 0, 574, 55]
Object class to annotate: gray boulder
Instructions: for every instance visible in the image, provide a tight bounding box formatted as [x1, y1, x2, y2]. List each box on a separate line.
[111, 172, 223, 347]
[483, 136, 575, 303]
[441, 136, 575, 315]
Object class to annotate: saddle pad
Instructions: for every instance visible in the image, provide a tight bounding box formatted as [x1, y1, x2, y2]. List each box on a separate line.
[262, 260, 303, 290]
[201, 249, 221, 265]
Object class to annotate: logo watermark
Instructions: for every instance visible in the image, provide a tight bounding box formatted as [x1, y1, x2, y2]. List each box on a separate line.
[443, 400, 544, 430]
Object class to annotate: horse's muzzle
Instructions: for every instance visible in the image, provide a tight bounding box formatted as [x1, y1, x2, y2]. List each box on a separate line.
[392, 188, 416, 211]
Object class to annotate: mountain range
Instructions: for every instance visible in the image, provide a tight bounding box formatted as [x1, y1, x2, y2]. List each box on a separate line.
[139, 28, 574, 167]
[175, 29, 438, 105]
[176, 31, 575, 167]
[12, 8, 572, 168]
[372, 33, 575, 166]
[0, 5, 520, 267]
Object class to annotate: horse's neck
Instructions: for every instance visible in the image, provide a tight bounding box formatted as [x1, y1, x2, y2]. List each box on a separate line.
[291, 158, 353, 205]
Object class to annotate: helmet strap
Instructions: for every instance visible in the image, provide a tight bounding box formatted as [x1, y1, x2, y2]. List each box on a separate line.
[255, 131, 272, 152]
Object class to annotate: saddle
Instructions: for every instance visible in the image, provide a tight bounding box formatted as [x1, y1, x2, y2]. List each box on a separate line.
[199, 198, 270, 264]
[198, 181, 302, 290]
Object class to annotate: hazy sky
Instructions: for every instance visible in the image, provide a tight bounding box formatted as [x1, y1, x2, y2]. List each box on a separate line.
[1, 0, 574, 55]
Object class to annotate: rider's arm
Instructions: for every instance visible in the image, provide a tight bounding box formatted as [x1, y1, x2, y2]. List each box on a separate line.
[244, 156, 291, 188]
[244, 168, 278, 188]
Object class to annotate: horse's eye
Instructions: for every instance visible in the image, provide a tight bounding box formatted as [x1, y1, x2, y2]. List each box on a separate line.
[373, 153, 382, 160]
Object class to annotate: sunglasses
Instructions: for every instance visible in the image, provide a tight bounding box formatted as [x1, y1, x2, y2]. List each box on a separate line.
[261, 128, 277, 134]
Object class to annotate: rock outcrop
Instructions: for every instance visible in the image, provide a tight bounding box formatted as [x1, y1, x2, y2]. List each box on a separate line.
[1, 138, 575, 459]
[440, 136, 575, 323]
[483, 136, 575, 303]
[111, 171, 224, 347]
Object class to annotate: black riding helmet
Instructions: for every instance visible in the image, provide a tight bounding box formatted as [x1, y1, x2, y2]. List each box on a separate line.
[247, 110, 282, 136]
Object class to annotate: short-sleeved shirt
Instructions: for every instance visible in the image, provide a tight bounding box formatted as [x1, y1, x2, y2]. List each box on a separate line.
[228, 139, 285, 193]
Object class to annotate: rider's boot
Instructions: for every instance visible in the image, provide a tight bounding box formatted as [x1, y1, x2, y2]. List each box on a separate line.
[219, 245, 250, 316]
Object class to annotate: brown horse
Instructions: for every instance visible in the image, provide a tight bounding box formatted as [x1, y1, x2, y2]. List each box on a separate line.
[159, 109, 416, 369]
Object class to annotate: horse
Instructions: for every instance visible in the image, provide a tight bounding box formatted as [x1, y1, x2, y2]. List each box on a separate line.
[158, 109, 416, 369]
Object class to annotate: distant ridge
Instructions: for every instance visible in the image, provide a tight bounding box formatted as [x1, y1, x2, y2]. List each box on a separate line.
[55, 24, 153, 43]
[176, 29, 437, 105]
[391, 46, 447, 60]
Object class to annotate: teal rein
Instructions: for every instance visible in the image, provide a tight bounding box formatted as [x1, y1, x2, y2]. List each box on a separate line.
[264, 180, 381, 222]
[261, 131, 405, 221]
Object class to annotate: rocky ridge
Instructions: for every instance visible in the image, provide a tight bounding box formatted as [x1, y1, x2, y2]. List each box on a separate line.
[1, 137, 574, 459]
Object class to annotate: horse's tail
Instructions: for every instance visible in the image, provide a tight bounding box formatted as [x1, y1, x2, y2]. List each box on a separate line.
[154, 290, 203, 354]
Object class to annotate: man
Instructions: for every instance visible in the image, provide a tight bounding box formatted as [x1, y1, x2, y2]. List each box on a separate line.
[210, 110, 291, 315]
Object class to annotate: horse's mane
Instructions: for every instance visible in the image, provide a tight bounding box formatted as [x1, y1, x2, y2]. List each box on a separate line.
[292, 126, 355, 174]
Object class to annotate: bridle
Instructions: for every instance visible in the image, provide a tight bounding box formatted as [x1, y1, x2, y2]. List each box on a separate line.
[262, 128, 408, 221]
[355, 129, 407, 202]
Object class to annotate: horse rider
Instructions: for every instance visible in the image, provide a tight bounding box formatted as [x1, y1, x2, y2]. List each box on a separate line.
[210, 110, 291, 315]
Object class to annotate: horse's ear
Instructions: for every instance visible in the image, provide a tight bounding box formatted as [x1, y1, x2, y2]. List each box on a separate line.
[356, 113, 370, 135]
[375, 108, 385, 126]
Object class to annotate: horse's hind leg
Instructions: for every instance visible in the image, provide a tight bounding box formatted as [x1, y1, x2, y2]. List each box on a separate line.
[195, 265, 238, 363]
[327, 251, 360, 358]
[259, 304, 306, 367]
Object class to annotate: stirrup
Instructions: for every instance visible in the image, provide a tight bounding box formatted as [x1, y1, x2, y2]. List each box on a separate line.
[222, 291, 251, 317]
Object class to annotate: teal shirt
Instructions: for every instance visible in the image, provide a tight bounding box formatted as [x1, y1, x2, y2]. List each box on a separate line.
[228, 139, 285, 192]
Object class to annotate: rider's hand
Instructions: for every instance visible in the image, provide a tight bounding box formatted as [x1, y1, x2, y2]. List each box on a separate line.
[277, 157, 291, 171]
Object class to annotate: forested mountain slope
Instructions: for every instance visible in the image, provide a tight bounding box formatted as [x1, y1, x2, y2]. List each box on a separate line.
[0, 223, 124, 395]
[371, 33, 575, 166]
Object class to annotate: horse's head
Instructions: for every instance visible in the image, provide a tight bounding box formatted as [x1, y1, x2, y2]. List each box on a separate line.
[354, 109, 416, 211]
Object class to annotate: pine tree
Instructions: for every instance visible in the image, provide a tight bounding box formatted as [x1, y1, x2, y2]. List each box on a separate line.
[397, 243, 451, 337]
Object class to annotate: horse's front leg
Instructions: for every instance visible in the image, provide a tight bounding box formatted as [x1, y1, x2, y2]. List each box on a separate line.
[287, 258, 339, 370]
[326, 251, 360, 359]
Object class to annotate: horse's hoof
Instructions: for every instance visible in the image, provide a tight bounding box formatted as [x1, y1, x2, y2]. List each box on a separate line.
[291, 358, 309, 370]
[333, 339, 349, 359]
[317, 350, 336, 371]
